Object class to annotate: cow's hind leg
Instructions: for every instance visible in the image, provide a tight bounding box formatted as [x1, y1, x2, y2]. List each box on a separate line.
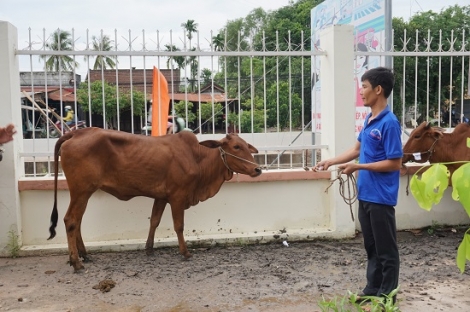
[170, 203, 191, 259]
[145, 199, 167, 256]
[76, 221, 92, 263]
[64, 193, 92, 272]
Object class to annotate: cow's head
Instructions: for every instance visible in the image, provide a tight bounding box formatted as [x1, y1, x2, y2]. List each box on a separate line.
[402, 121, 444, 164]
[199, 133, 262, 177]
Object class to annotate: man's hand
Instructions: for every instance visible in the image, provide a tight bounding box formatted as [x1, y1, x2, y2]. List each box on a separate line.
[0, 124, 17, 144]
[313, 160, 332, 172]
[338, 162, 358, 175]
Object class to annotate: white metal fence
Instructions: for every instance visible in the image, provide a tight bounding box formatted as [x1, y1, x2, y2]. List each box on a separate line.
[11, 26, 470, 177]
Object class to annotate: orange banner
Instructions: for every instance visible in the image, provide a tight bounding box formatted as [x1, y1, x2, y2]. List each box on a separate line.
[151, 67, 170, 136]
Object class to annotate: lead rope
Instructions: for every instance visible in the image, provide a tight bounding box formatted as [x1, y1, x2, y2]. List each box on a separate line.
[401, 164, 411, 196]
[324, 169, 357, 222]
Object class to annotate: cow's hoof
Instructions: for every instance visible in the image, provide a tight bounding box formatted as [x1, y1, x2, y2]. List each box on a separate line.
[73, 264, 85, 273]
[145, 249, 155, 256]
[82, 255, 93, 263]
[183, 252, 192, 259]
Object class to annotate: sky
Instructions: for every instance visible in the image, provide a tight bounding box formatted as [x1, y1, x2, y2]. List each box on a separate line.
[0, 0, 468, 76]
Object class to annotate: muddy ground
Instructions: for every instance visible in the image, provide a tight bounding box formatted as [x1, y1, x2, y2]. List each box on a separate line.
[1, 227, 469, 312]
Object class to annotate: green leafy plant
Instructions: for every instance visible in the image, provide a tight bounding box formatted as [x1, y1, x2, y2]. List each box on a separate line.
[318, 288, 400, 312]
[7, 230, 20, 258]
[426, 220, 442, 235]
[409, 164, 449, 210]
[409, 161, 470, 273]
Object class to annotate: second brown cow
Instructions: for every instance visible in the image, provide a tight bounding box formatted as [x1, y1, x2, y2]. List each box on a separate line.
[48, 128, 262, 271]
[402, 121, 470, 175]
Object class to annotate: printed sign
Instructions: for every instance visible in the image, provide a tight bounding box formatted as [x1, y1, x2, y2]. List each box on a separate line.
[311, 0, 390, 136]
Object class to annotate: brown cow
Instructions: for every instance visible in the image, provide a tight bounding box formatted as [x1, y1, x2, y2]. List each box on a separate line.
[402, 121, 470, 175]
[48, 127, 261, 271]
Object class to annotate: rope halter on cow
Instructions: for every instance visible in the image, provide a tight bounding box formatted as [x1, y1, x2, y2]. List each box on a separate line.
[402, 136, 440, 195]
[218, 147, 258, 173]
[403, 136, 440, 163]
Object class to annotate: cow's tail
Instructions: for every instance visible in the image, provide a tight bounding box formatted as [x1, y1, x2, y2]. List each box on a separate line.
[48, 131, 75, 240]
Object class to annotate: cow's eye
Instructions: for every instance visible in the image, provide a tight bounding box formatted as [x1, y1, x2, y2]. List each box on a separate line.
[234, 145, 240, 150]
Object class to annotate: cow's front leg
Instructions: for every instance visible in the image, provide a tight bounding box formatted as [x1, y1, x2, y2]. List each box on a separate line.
[171, 205, 191, 258]
[145, 199, 167, 256]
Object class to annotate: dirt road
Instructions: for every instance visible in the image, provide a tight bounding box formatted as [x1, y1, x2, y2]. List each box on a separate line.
[1, 227, 469, 312]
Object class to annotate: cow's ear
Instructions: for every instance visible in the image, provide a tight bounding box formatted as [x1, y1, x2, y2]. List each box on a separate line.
[432, 130, 444, 140]
[226, 133, 238, 140]
[199, 140, 221, 149]
[248, 143, 258, 154]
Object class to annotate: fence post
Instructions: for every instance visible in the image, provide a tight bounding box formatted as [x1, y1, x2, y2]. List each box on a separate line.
[319, 25, 356, 234]
[0, 21, 24, 255]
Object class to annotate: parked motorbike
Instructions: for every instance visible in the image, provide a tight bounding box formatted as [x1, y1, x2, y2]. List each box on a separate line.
[141, 116, 190, 135]
[49, 120, 87, 138]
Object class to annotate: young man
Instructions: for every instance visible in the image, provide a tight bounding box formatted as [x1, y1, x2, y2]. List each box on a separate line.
[314, 67, 402, 301]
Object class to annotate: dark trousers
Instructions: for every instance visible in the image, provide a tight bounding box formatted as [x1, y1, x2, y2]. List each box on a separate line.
[358, 200, 399, 299]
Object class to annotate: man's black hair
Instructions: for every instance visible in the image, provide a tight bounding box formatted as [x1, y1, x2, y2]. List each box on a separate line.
[361, 67, 395, 99]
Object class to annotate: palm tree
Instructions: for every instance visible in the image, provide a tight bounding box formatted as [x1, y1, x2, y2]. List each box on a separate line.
[180, 20, 199, 91]
[41, 29, 79, 71]
[164, 44, 185, 69]
[181, 20, 198, 50]
[187, 47, 199, 92]
[212, 33, 225, 72]
[90, 35, 117, 70]
[212, 33, 224, 51]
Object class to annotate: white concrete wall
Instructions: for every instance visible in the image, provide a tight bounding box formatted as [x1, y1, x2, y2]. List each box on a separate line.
[16, 174, 469, 254]
[19, 176, 334, 253]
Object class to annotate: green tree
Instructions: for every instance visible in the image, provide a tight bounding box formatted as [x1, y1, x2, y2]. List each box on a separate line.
[266, 81, 302, 130]
[181, 19, 198, 50]
[234, 96, 266, 133]
[173, 101, 196, 125]
[76, 81, 145, 129]
[164, 44, 186, 69]
[199, 102, 223, 132]
[200, 68, 213, 85]
[212, 33, 225, 72]
[41, 29, 79, 71]
[187, 47, 199, 92]
[392, 5, 470, 121]
[214, 1, 317, 127]
[90, 35, 117, 70]
[212, 33, 224, 51]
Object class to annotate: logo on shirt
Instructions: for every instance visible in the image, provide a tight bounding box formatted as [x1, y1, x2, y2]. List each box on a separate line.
[369, 128, 382, 141]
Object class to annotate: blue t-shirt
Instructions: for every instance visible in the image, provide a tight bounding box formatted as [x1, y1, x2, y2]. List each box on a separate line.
[357, 106, 403, 206]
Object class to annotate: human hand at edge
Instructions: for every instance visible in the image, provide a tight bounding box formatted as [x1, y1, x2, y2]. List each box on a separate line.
[0, 124, 17, 144]
[313, 160, 332, 172]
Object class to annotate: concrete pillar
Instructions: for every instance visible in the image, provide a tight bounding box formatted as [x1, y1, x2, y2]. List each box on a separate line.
[0, 21, 24, 255]
[319, 25, 356, 234]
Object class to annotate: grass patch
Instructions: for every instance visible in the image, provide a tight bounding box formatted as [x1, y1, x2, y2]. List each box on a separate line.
[318, 288, 400, 312]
